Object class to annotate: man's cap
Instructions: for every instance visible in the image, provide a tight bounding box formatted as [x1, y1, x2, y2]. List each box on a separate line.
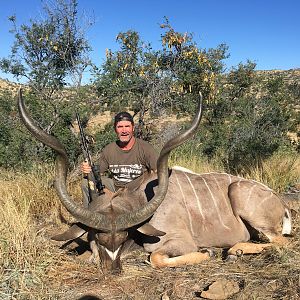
[114, 111, 134, 127]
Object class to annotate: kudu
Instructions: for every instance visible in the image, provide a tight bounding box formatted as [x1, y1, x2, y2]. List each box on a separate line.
[18, 89, 292, 273]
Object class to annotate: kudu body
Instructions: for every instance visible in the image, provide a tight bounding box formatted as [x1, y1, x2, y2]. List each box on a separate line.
[18, 89, 292, 272]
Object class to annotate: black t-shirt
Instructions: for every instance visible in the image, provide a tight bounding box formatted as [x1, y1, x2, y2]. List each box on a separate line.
[99, 138, 158, 187]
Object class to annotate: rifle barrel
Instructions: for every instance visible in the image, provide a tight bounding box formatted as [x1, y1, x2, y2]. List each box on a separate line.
[76, 110, 105, 196]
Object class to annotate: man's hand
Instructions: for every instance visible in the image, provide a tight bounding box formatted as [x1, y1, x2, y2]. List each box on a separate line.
[81, 160, 92, 175]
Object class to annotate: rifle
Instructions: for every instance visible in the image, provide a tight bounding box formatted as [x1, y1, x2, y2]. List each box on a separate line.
[75, 110, 105, 202]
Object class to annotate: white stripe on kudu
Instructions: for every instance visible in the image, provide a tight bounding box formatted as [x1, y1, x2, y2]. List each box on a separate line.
[174, 171, 196, 236]
[201, 176, 230, 230]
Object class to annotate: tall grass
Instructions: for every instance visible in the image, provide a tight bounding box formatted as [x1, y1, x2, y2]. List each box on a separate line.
[169, 152, 225, 174]
[244, 152, 300, 193]
[170, 150, 300, 193]
[0, 164, 64, 299]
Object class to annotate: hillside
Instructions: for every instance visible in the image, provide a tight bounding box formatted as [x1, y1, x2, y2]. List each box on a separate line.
[2, 68, 300, 93]
[1, 68, 299, 144]
[0, 77, 19, 92]
[256, 68, 300, 83]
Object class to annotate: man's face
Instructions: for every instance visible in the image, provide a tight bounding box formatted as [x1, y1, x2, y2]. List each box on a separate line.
[115, 120, 134, 143]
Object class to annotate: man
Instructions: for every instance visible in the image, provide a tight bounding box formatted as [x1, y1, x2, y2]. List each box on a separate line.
[81, 111, 158, 203]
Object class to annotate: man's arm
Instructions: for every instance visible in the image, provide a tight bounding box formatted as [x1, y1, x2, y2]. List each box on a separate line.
[81, 150, 109, 174]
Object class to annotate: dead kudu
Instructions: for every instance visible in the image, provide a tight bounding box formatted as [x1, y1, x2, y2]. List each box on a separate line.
[18, 89, 292, 273]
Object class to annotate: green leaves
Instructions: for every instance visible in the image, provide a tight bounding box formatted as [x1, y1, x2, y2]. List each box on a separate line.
[0, 0, 92, 92]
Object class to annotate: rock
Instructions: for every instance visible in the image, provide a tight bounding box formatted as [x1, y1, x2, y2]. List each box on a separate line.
[200, 279, 240, 299]
[161, 292, 170, 300]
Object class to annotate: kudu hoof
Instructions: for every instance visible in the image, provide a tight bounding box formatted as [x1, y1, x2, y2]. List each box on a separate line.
[225, 254, 238, 262]
[199, 248, 217, 258]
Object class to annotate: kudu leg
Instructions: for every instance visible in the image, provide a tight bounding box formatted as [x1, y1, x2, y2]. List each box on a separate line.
[150, 251, 211, 268]
[227, 242, 273, 256]
[227, 234, 289, 257]
[88, 231, 100, 264]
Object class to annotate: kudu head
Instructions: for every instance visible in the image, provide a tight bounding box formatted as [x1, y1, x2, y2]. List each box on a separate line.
[18, 88, 203, 272]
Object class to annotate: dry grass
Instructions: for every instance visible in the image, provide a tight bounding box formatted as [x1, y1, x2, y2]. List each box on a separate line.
[41, 235, 300, 300]
[0, 156, 299, 299]
[246, 152, 300, 193]
[171, 151, 300, 194]
[169, 154, 225, 174]
[0, 165, 65, 299]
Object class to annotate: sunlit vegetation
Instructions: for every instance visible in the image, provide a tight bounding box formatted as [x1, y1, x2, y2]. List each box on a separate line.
[0, 0, 299, 298]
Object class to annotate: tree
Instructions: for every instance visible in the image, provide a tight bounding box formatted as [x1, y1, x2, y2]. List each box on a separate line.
[1, 0, 92, 96]
[195, 62, 294, 174]
[93, 18, 228, 141]
[0, 0, 93, 137]
[0, 0, 93, 168]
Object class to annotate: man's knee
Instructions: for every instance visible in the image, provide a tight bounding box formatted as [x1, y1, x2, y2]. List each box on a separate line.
[101, 176, 116, 192]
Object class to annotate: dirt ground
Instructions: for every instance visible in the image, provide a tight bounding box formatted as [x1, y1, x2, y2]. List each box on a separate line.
[45, 197, 300, 300]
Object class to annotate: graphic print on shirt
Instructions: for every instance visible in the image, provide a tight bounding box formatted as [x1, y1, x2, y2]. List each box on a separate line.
[110, 164, 143, 183]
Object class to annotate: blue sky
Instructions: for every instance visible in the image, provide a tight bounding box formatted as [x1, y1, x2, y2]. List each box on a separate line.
[0, 0, 299, 82]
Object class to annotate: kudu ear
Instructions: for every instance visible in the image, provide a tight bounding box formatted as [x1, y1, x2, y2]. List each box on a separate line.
[137, 223, 166, 237]
[51, 223, 88, 241]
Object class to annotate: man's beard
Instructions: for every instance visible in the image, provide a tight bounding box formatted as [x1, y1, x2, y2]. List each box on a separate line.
[117, 135, 132, 147]
[119, 135, 131, 143]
